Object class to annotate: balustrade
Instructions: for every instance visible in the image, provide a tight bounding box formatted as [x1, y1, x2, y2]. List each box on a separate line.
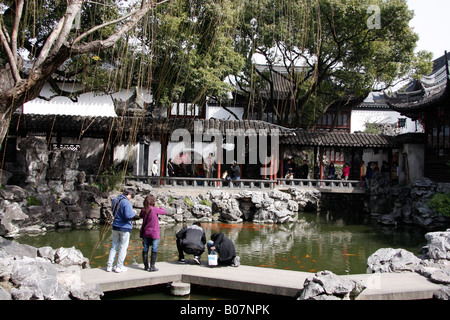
[117, 176, 366, 193]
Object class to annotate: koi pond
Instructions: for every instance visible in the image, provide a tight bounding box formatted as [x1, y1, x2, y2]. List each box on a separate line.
[15, 211, 428, 299]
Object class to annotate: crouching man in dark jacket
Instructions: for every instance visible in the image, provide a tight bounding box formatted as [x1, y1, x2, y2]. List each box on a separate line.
[207, 233, 240, 267]
[176, 222, 206, 265]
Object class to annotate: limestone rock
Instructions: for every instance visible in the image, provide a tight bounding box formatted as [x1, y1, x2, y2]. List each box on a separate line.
[17, 137, 49, 186]
[0, 185, 30, 203]
[10, 256, 68, 300]
[0, 287, 11, 300]
[0, 237, 37, 258]
[434, 285, 450, 300]
[0, 201, 28, 238]
[298, 270, 365, 300]
[367, 248, 422, 273]
[0, 239, 102, 300]
[54, 247, 90, 268]
[191, 204, 212, 218]
[424, 229, 450, 260]
[429, 269, 450, 285]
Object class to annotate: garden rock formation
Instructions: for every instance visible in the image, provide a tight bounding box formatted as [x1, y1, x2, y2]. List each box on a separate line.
[0, 136, 449, 237]
[367, 228, 450, 300]
[298, 270, 365, 300]
[0, 136, 324, 237]
[0, 237, 102, 300]
[369, 172, 450, 229]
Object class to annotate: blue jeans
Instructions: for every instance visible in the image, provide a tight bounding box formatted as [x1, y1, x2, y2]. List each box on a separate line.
[207, 240, 214, 254]
[143, 238, 160, 253]
[107, 229, 130, 269]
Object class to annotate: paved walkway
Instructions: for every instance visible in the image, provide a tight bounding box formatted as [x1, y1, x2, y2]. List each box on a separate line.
[81, 261, 442, 300]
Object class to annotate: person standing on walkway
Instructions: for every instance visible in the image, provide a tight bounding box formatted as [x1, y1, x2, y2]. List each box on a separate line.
[151, 159, 159, 176]
[342, 162, 350, 181]
[204, 153, 215, 185]
[106, 189, 137, 273]
[207, 233, 240, 267]
[139, 194, 167, 272]
[176, 222, 206, 265]
[167, 158, 175, 177]
[301, 160, 309, 179]
[327, 163, 336, 180]
[230, 161, 241, 180]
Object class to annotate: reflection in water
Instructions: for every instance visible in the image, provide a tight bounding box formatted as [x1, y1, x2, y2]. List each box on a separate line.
[15, 212, 427, 276]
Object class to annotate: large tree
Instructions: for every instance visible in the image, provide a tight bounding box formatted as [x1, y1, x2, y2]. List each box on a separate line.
[233, 0, 432, 128]
[0, 0, 169, 146]
[141, 0, 244, 110]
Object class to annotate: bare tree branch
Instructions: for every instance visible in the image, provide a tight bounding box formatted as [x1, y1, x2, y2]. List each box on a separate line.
[0, 26, 21, 82]
[34, 0, 84, 69]
[72, 11, 135, 47]
[70, 0, 163, 55]
[11, 0, 24, 64]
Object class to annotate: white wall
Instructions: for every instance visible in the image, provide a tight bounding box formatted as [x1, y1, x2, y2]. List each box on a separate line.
[206, 106, 244, 120]
[351, 109, 423, 134]
[22, 83, 152, 117]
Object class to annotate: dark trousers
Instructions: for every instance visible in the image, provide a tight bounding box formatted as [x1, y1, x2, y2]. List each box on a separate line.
[176, 238, 203, 259]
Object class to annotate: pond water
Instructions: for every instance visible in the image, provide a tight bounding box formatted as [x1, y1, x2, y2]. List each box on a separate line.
[15, 211, 428, 299]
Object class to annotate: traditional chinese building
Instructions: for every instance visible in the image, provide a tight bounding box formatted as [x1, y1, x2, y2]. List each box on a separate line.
[385, 51, 450, 182]
[3, 78, 403, 185]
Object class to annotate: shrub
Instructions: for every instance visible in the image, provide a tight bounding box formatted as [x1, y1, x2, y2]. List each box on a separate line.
[184, 197, 194, 207]
[428, 193, 450, 217]
[200, 199, 212, 207]
[27, 196, 42, 206]
[93, 166, 129, 192]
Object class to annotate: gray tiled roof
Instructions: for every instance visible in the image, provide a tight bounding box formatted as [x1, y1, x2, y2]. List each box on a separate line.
[9, 114, 396, 148]
[283, 131, 398, 148]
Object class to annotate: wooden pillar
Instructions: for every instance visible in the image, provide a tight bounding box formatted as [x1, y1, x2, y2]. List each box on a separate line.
[102, 135, 111, 170]
[359, 148, 364, 182]
[160, 133, 168, 178]
[270, 155, 274, 181]
[319, 147, 324, 180]
[388, 147, 393, 180]
[280, 145, 285, 179]
[217, 145, 222, 187]
[351, 147, 356, 180]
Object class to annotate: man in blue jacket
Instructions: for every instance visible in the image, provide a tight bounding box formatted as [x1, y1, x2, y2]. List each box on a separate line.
[106, 189, 137, 273]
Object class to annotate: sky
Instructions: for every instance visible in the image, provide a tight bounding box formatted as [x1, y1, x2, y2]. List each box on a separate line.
[407, 0, 449, 60]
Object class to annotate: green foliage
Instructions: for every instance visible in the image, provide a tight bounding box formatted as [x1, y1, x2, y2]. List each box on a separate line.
[92, 166, 128, 192]
[200, 199, 212, 207]
[148, 0, 245, 108]
[184, 197, 194, 207]
[1, 0, 433, 128]
[234, 0, 433, 126]
[428, 193, 450, 217]
[27, 196, 42, 206]
[364, 123, 382, 134]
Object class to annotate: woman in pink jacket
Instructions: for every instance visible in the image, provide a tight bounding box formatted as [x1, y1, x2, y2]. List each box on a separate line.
[140, 194, 166, 271]
[342, 163, 350, 181]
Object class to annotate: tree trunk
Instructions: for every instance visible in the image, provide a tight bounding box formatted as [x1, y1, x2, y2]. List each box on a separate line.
[0, 0, 166, 148]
